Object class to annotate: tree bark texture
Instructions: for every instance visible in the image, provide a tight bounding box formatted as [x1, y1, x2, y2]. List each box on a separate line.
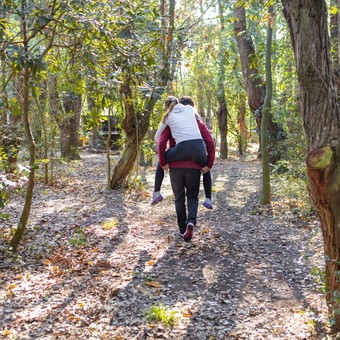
[60, 92, 82, 160]
[233, 5, 266, 113]
[237, 93, 247, 155]
[261, 6, 274, 205]
[10, 10, 36, 250]
[110, 79, 154, 189]
[111, 0, 174, 188]
[216, 0, 228, 159]
[282, 0, 340, 331]
[234, 4, 283, 163]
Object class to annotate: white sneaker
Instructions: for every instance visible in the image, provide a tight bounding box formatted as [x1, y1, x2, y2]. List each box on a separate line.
[203, 198, 213, 209]
[151, 191, 163, 205]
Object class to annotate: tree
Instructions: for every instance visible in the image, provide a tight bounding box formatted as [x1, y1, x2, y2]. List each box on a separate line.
[282, 0, 340, 332]
[4, 0, 77, 250]
[237, 93, 247, 155]
[216, 0, 229, 159]
[233, 2, 283, 164]
[109, 0, 174, 188]
[8, 0, 58, 250]
[261, 5, 274, 205]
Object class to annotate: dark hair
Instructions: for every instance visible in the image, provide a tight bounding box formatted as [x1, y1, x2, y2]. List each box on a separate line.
[162, 96, 178, 123]
[179, 96, 195, 107]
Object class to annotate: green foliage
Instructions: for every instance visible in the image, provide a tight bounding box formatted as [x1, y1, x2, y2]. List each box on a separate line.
[310, 266, 327, 294]
[0, 148, 8, 174]
[69, 228, 87, 248]
[101, 218, 118, 231]
[0, 148, 30, 220]
[144, 304, 178, 327]
[126, 176, 145, 192]
[141, 139, 155, 164]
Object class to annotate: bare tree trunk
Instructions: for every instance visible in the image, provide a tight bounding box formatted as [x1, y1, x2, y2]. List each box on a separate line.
[10, 9, 36, 250]
[216, 0, 228, 159]
[261, 5, 274, 205]
[61, 92, 82, 160]
[33, 94, 49, 185]
[110, 0, 174, 187]
[206, 97, 213, 131]
[110, 79, 154, 188]
[107, 106, 112, 189]
[234, 3, 283, 163]
[237, 93, 247, 155]
[282, 0, 340, 332]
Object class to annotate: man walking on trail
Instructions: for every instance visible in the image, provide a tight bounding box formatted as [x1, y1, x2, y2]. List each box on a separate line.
[158, 96, 215, 242]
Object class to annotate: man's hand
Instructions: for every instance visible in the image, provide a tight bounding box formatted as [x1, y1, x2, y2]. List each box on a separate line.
[201, 166, 210, 174]
[161, 164, 169, 171]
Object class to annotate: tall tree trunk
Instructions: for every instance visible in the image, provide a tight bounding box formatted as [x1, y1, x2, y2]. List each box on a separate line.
[234, 3, 283, 163]
[107, 106, 112, 189]
[60, 92, 82, 160]
[10, 8, 36, 251]
[282, 0, 340, 332]
[33, 94, 49, 185]
[206, 96, 213, 131]
[110, 0, 174, 187]
[110, 80, 154, 188]
[261, 5, 274, 205]
[216, 0, 228, 159]
[237, 93, 247, 155]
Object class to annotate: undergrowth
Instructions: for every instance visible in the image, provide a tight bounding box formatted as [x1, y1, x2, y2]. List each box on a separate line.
[144, 304, 178, 327]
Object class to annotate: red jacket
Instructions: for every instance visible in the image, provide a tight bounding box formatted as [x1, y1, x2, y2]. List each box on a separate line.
[158, 119, 215, 169]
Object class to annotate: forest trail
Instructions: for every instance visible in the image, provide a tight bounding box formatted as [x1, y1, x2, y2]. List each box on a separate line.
[0, 151, 330, 339]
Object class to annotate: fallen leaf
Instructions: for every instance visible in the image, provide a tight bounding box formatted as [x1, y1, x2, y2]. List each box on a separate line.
[144, 281, 161, 288]
[7, 284, 17, 290]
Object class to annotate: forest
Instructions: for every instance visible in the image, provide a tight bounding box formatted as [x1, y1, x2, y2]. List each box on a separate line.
[1, 0, 340, 338]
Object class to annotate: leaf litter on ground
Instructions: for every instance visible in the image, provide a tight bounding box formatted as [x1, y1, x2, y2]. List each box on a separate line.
[0, 151, 332, 339]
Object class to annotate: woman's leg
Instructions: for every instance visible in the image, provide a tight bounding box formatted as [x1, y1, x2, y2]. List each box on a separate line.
[202, 171, 213, 209]
[151, 162, 164, 205]
[154, 162, 164, 192]
[203, 171, 212, 199]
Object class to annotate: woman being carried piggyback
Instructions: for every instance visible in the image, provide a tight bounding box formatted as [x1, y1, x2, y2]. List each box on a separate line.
[151, 96, 214, 210]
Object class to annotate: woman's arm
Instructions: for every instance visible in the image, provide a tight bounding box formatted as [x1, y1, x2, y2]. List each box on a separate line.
[154, 122, 167, 143]
[158, 126, 172, 167]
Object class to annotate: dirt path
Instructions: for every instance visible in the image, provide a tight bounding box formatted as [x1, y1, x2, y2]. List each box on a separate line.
[0, 152, 330, 339]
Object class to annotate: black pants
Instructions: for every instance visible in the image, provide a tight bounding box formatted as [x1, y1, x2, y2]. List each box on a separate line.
[154, 139, 211, 197]
[154, 163, 212, 199]
[165, 139, 207, 167]
[169, 167, 201, 233]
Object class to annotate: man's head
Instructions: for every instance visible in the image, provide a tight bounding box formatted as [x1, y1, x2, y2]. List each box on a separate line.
[179, 96, 195, 107]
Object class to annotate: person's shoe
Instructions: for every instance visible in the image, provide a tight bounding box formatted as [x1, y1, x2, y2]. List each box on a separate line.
[183, 222, 194, 242]
[151, 191, 163, 205]
[203, 198, 213, 210]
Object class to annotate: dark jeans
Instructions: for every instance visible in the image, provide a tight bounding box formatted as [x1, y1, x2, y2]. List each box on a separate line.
[165, 139, 207, 167]
[169, 167, 201, 232]
[154, 139, 210, 197]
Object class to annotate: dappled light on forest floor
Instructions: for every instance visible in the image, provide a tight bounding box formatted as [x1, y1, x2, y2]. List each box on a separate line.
[0, 151, 331, 339]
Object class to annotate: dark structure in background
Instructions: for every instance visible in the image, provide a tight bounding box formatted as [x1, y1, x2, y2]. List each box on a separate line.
[101, 116, 121, 150]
